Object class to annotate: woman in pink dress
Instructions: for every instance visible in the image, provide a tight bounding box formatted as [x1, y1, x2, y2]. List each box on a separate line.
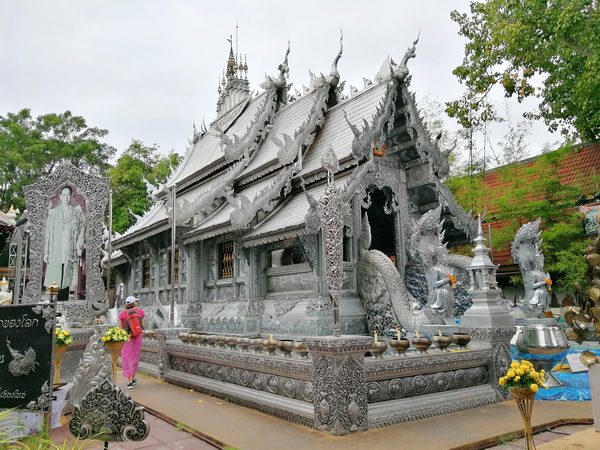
[119, 296, 145, 388]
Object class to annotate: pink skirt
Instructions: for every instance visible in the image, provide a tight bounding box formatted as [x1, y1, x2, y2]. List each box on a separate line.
[121, 335, 142, 378]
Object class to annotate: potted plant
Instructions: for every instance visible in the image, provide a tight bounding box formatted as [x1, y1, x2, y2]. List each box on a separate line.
[499, 360, 548, 449]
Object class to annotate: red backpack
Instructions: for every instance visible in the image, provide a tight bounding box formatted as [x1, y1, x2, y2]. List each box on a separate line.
[124, 309, 143, 337]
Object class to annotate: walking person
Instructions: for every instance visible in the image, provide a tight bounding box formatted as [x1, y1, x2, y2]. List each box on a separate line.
[119, 296, 145, 388]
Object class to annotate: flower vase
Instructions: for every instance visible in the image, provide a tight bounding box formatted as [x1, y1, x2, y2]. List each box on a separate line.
[511, 388, 536, 449]
[105, 341, 125, 382]
[53, 345, 68, 384]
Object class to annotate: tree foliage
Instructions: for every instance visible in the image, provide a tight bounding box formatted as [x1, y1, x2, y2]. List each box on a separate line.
[447, 145, 600, 292]
[109, 140, 182, 234]
[0, 109, 115, 211]
[447, 0, 600, 141]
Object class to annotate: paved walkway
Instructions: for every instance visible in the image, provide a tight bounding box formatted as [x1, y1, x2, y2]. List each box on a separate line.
[49, 371, 598, 449]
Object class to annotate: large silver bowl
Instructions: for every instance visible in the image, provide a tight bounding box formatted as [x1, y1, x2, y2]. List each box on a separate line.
[512, 319, 570, 371]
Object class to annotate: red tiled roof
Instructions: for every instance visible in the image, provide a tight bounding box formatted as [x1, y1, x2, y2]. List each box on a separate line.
[455, 143, 600, 270]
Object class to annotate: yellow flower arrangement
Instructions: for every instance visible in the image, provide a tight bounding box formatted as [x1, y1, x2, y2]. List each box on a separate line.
[55, 328, 73, 347]
[102, 327, 130, 343]
[499, 359, 547, 391]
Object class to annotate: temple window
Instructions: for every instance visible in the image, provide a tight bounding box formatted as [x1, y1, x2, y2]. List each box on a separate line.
[270, 239, 306, 268]
[343, 227, 352, 262]
[142, 258, 151, 288]
[219, 241, 234, 278]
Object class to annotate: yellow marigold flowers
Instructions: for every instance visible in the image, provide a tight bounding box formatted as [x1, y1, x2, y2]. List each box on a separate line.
[499, 359, 546, 393]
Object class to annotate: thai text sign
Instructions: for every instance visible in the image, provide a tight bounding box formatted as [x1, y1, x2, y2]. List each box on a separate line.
[0, 304, 54, 411]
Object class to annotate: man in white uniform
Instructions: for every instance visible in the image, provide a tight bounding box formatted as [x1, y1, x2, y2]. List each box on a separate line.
[44, 186, 85, 300]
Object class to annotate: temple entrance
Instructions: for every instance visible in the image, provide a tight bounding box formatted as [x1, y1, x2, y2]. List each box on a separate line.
[363, 188, 396, 261]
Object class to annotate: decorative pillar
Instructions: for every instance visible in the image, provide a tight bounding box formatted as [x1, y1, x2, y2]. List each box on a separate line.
[152, 331, 168, 381]
[461, 215, 515, 400]
[305, 336, 371, 435]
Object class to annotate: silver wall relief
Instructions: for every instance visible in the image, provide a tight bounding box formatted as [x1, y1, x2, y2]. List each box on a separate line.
[6, 338, 38, 376]
[23, 162, 109, 317]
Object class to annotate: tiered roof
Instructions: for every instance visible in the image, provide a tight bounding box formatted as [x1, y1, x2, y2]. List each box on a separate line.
[112, 37, 459, 252]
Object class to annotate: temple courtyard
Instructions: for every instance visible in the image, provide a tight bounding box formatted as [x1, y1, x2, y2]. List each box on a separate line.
[47, 369, 596, 449]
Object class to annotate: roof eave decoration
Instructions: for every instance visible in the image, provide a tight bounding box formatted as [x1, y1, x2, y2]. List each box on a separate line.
[242, 225, 307, 248]
[213, 43, 290, 164]
[435, 180, 478, 240]
[342, 35, 415, 163]
[402, 86, 453, 179]
[112, 201, 169, 249]
[226, 164, 296, 230]
[398, 37, 454, 181]
[164, 45, 294, 228]
[272, 81, 330, 167]
[343, 79, 397, 162]
[141, 175, 164, 204]
[215, 91, 276, 163]
[165, 154, 248, 227]
[326, 31, 344, 107]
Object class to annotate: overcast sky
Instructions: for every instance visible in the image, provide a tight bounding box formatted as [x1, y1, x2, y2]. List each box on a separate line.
[1, 0, 557, 161]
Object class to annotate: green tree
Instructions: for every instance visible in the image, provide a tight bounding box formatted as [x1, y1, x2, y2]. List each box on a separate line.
[447, 0, 600, 141]
[109, 140, 182, 234]
[0, 109, 116, 211]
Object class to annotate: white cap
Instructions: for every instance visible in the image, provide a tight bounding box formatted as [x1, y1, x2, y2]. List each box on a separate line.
[125, 296, 138, 305]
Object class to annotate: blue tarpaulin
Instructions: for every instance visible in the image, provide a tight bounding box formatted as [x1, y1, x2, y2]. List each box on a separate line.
[511, 347, 600, 401]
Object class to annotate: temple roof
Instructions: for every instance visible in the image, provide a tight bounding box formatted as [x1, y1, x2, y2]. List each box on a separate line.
[113, 37, 460, 249]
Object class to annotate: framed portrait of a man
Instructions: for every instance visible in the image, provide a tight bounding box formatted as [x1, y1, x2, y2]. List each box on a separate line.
[43, 185, 87, 300]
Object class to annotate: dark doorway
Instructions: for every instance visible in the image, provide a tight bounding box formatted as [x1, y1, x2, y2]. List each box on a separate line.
[363, 189, 395, 258]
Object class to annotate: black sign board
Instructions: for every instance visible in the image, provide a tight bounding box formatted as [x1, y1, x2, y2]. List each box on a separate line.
[0, 303, 54, 411]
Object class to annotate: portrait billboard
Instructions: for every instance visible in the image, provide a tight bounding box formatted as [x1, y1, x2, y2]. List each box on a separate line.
[22, 162, 110, 320]
[44, 185, 87, 301]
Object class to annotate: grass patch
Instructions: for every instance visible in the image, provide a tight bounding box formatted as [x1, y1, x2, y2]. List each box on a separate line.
[1, 409, 99, 449]
[175, 422, 194, 434]
[496, 432, 519, 445]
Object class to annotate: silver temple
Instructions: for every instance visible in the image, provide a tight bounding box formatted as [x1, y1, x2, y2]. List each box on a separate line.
[13, 36, 521, 436]
[98, 37, 516, 434]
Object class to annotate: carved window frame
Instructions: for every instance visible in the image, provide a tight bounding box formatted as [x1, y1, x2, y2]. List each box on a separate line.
[23, 163, 109, 316]
[218, 241, 234, 279]
[142, 258, 151, 288]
